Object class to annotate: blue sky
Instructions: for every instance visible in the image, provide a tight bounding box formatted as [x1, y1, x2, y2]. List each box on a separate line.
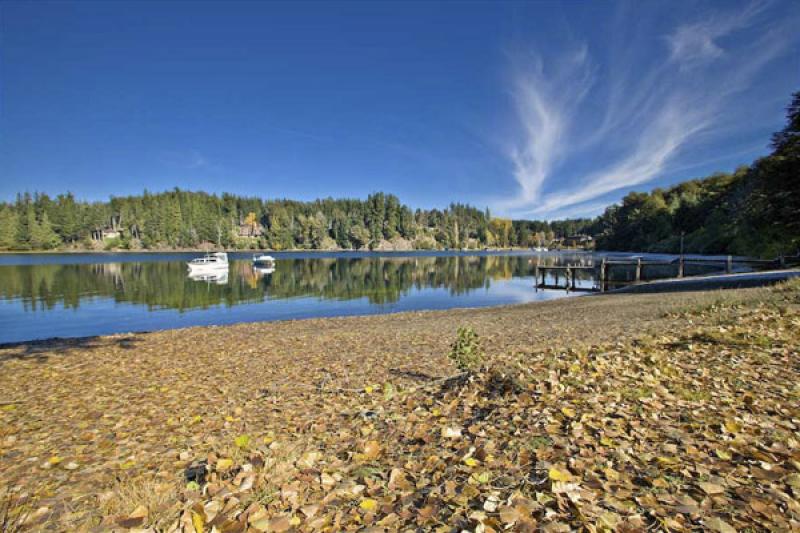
[1, 1, 797, 219]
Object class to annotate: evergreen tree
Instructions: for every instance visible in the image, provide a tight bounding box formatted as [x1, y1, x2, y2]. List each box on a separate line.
[0, 206, 19, 249]
[30, 212, 61, 249]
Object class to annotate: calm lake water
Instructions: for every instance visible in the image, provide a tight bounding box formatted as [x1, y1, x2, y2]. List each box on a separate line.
[0, 250, 678, 343]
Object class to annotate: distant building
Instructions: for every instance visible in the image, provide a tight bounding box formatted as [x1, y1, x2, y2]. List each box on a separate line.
[91, 226, 122, 241]
[563, 234, 593, 248]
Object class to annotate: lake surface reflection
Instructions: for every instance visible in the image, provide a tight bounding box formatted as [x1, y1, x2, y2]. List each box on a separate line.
[0, 251, 596, 343]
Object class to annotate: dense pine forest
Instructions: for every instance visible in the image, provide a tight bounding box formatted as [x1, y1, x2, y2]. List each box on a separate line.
[0, 190, 593, 252]
[1, 92, 797, 256]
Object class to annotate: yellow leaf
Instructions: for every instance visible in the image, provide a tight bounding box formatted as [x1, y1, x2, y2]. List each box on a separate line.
[598, 511, 620, 530]
[363, 440, 381, 460]
[119, 460, 136, 470]
[464, 457, 479, 467]
[548, 467, 573, 482]
[785, 473, 800, 488]
[699, 482, 725, 495]
[48, 456, 63, 465]
[705, 517, 736, 533]
[216, 458, 233, 471]
[431, 408, 441, 417]
[289, 516, 302, 526]
[364, 386, 374, 394]
[234, 434, 251, 449]
[359, 498, 378, 511]
[600, 436, 613, 446]
[715, 448, 732, 460]
[723, 420, 741, 434]
[470, 471, 491, 484]
[561, 407, 576, 418]
[192, 511, 205, 533]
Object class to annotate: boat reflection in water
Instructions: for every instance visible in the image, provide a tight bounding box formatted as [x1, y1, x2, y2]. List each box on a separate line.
[252, 265, 275, 277]
[187, 270, 229, 285]
[0, 252, 600, 342]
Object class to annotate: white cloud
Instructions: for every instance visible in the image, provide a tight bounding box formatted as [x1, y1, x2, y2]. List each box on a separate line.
[666, 1, 766, 70]
[500, 46, 594, 211]
[497, 1, 795, 219]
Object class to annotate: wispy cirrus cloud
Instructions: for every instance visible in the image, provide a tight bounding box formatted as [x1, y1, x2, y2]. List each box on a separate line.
[498, 1, 797, 219]
[501, 45, 594, 211]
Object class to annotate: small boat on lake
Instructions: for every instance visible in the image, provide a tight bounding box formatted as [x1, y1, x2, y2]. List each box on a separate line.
[252, 254, 276, 266]
[187, 252, 229, 272]
[533, 246, 549, 252]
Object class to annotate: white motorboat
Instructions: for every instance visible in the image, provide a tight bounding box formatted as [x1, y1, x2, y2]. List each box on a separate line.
[252, 254, 276, 266]
[533, 246, 549, 252]
[187, 252, 229, 272]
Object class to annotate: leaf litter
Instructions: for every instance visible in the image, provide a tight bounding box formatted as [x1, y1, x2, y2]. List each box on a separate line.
[0, 280, 798, 531]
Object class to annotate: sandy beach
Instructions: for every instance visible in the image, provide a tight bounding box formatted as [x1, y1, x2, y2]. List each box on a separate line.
[1, 281, 798, 530]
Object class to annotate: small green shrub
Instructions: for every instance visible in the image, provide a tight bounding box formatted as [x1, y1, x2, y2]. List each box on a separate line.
[0, 491, 31, 533]
[449, 327, 483, 372]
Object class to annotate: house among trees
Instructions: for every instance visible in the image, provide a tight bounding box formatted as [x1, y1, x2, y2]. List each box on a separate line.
[563, 234, 594, 248]
[91, 226, 122, 241]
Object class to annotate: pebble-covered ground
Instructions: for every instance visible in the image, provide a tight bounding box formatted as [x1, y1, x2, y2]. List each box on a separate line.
[1, 282, 798, 531]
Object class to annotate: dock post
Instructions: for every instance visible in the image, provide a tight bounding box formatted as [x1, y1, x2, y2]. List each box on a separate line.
[678, 257, 684, 278]
[565, 266, 571, 292]
[599, 258, 607, 292]
[726, 255, 732, 274]
[534, 265, 539, 290]
[571, 267, 577, 290]
[635, 258, 641, 283]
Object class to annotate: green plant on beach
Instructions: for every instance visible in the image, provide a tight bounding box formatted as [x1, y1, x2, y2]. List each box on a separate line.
[0, 491, 31, 533]
[449, 327, 483, 372]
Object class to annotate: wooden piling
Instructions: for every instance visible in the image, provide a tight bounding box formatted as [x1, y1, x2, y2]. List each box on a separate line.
[599, 258, 607, 292]
[678, 257, 684, 278]
[635, 258, 641, 282]
[726, 255, 732, 274]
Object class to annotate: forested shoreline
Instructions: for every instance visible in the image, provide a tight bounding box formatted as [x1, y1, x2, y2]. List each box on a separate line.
[594, 91, 799, 258]
[2, 92, 797, 257]
[0, 191, 594, 253]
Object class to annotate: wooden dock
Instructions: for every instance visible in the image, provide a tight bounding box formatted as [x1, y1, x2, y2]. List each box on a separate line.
[533, 253, 800, 292]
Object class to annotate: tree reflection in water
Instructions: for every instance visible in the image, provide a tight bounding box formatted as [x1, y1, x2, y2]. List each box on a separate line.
[0, 254, 594, 312]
